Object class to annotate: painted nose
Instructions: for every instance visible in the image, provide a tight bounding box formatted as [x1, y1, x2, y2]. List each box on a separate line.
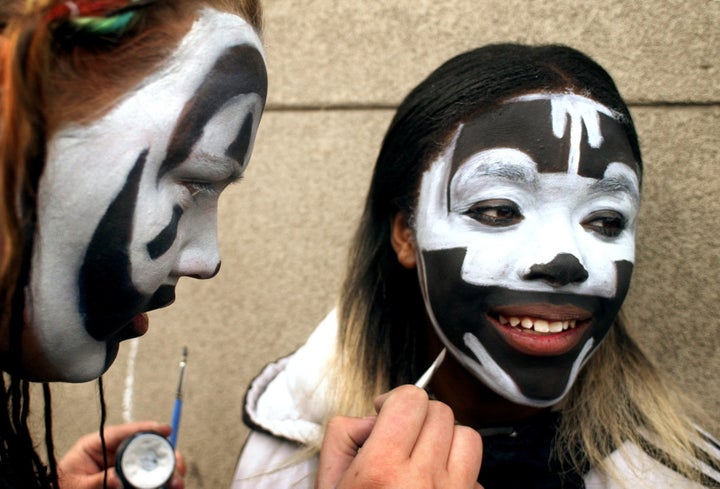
[523, 253, 589, 287]
[174, 233, 222, 280]
[176, 252, 221, 279]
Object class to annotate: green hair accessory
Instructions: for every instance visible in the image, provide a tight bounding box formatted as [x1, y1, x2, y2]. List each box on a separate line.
[45, 0, 157, 37]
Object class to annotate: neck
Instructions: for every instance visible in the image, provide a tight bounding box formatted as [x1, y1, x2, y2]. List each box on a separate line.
[420, 321, 547, 430]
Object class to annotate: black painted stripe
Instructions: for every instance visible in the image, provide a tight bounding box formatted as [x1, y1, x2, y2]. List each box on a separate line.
[146, 205, 183, 259]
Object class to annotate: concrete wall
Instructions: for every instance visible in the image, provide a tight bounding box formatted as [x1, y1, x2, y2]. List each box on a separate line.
[46, 1, 719, 488]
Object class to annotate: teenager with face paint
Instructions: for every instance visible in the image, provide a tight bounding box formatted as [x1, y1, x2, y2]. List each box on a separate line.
[0, 0, 267, 487]
[236, 44, 720, 488]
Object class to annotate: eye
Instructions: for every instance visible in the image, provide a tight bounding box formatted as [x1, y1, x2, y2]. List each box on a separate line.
[182, 181, 221, 200]
[582, 210, 626, 238]
[464, 199, 523, 227]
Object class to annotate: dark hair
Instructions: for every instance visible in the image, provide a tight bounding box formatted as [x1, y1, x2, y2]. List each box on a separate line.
[339, 43, 643, 390]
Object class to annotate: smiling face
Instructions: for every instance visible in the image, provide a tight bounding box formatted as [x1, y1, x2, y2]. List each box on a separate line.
[414, 93, 640, 407]
[24, 8, 267, 382]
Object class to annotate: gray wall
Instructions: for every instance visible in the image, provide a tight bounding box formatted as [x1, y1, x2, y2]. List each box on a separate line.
[45, 1, 719, 488]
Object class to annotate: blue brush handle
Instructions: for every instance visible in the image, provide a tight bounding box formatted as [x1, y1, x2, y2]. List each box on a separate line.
[169, 398, 182, 448]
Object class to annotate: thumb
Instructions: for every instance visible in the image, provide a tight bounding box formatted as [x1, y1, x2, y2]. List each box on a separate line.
[315, 416, 376, 489]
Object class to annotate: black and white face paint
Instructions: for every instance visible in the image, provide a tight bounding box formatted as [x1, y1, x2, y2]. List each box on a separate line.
[414, 94, 640, 407]
[26, 8, 267, 382]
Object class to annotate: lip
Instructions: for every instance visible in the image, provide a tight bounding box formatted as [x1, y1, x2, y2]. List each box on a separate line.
[114, 312, 149, 342]
[132, 312, 149, 336]
[489, 303, 592, 356]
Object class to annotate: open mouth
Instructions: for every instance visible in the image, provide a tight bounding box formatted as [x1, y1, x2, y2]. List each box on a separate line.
[497, 314, 589, 333]
[491, 304, 592, 334]
[485, 304, 593, 356]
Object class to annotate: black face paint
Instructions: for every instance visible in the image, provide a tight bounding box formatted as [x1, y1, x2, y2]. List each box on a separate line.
[146, 205, 184, 260]
[414, 94, 640, 406]
[78, 45, 268, 345]
[158, 45, 267, 181]
[578, 114, 641, 178]
[80, 150, 149, 341]
[525, 253, 589, 286]
[226, 112, 254, 163]
[452, 99, 637, 177]
[421, 248, 633, 401]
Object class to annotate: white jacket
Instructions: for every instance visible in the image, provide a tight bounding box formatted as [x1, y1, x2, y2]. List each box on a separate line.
[231, 310, 720, 489]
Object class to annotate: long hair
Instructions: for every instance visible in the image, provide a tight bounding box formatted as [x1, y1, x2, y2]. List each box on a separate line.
[0, 0, 262, 486]
[331, 44, 715, 485]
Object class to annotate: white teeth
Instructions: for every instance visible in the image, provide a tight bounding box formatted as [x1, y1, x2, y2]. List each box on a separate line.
[534, 319, 550, 333]
[549, 321, 564, 333]
[500, 316, 582, 333]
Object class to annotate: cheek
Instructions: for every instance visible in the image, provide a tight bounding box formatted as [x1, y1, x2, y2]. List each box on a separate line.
[128, 201, 184, 291]
[578, 232, 635, 296]
[460, 237, 519, 285]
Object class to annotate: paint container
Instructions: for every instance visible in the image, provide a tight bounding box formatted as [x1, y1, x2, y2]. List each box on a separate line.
[116, 431, 175, 489]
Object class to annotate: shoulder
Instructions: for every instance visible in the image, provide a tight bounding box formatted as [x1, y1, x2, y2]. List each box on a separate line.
[243, 309, 339, 445]
[231, 430, 318, 489]
[584, 433, 720, 488]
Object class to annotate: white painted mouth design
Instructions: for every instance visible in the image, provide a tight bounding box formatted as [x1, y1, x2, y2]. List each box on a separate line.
[498, 315, 580, 333]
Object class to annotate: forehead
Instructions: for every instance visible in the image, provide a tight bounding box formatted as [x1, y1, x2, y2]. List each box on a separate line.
[451, 94, 640, 180]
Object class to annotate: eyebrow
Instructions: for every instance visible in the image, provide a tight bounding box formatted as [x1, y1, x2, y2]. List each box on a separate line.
[453, 156, 538, 186]
[587, 173, 640, 203]
[158, 44, 267, 182]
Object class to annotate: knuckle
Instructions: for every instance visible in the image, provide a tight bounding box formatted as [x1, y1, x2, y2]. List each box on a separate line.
[326, 415, 352, 432]
[394, 384, 429, 403]
[428, 400, 455, 424]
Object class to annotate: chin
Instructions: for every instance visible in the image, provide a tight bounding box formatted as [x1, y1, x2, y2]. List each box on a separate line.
[27, 341, 114, 383]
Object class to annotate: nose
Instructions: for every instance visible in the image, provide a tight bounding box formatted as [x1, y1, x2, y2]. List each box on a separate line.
[174, 228, 222, 280]
[175, 246, 222, 279]
[523, 253, 588, 287]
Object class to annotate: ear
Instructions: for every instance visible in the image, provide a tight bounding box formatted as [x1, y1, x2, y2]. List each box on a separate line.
[390, 212, 417, 269]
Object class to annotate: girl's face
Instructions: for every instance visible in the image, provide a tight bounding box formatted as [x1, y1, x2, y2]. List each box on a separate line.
[414, 93, 640, 407]
[24, 9, 267, 382]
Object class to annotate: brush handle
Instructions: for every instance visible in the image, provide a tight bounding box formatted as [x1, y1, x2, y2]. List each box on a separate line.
[169, 398, 182, 448]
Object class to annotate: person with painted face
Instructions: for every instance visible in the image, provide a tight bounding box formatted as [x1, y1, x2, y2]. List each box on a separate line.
[0, 0, 267, 487]
[235, 44, 720, 488]
[0, 1, 482, 488]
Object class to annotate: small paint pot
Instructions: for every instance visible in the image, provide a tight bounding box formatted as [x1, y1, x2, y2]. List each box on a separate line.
[116, 431, 176, 489]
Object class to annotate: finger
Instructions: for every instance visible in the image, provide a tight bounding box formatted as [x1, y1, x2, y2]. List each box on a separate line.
[315, 416, 376, 489]
[364, 385, 429, 460]
[447, 425, 483, 486]
[168, 472, 185, 489]
[174, 450, 187, 477]
[409, 400, 455, 466]
[67, 467, 123, 489]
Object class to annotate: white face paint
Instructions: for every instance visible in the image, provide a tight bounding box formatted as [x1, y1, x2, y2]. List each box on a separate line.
[25, 9, 267, 382]
[414, 94, 640, 406]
